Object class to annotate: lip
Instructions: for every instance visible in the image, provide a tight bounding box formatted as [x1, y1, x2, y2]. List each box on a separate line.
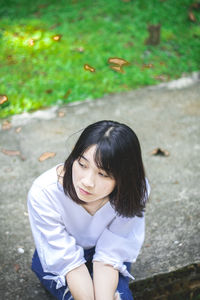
[79, 187, 92, 195]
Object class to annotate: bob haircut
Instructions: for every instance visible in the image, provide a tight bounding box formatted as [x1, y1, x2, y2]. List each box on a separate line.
[63, 120, 148, 218]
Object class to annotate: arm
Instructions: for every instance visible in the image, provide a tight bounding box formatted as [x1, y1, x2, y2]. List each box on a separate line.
[92, 214, 146, 283]
[27, 185, 86, 289]
[66, 264, 94, 300]
[93, 261, 119, 300]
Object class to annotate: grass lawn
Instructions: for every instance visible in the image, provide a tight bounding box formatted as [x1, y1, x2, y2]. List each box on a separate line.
[0, 0, 200, 118]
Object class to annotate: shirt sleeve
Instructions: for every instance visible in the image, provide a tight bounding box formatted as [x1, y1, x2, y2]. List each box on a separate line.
[93, 179, 150, 280]
[27, 184, 86, 289]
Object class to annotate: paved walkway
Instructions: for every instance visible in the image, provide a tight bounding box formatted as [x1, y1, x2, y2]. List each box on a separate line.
[0, 73, 199, 299]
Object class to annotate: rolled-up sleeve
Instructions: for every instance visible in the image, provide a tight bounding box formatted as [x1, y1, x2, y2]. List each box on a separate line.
[93, 179, 150, 280]
[27, 184, 86, 289]
[93, 215, 145, 280]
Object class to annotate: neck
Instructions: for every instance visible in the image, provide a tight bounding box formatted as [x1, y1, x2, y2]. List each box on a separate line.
[82, 197, 109, 215]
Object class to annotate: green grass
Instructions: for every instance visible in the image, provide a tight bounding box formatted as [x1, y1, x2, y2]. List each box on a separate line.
[0, 0, 200, 118]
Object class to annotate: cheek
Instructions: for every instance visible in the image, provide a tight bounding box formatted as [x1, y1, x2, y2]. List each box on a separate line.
[104, 181, 116, 194]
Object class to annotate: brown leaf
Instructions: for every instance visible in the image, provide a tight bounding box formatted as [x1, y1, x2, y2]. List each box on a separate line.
[1, 149, 21, 156]
[108, 57, 129, 67]
[63, 89, 71, 99]
[2, 120, 12, 130]
[142, 63, 154, 69]
[109, 65, 124, 73]
[52, 34, 62, 41]
[38, 3, 49, 9]
[120, 84, 129, 89]
[58, 111, 65, 117]
[0, 95, 8, 105]
[73, 47, 85, 53]
[15, 127, 22, 133]
[190, 3, 200, 10]
[1, 149, 26, 161]
[49, 23, 61, 30]
[123, 41, 134, 48]
[151, 148, 170, 157]
[34, 11, 41, 18]
[45, 89, 53, 94]
[145, 24, 161, 46]
[7, 55, 17, 65]
[154, 75, 169, 81]
[108, 57, 130, 73]
[39, 152, 56, 162]
[84, 64, 96, 72]
[28, 39, 35, 46]
[14, 264, 20, 272]
[188, 11, 196, 22]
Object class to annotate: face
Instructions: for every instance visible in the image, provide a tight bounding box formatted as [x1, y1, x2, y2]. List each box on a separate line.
[72, 145, 116, 205]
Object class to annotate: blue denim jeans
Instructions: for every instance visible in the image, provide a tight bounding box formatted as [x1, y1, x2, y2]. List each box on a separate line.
[31, 248, 134, 300]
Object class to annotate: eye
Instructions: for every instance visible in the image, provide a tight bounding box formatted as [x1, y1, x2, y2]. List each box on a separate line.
[98, 171, 109, 178]
[78, 160, 87, 168]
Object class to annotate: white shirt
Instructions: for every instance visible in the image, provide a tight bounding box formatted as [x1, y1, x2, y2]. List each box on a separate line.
[27, 164, 150, 289]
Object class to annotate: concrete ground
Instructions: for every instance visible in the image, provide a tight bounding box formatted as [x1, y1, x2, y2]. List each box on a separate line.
[0, 73, 200, 299]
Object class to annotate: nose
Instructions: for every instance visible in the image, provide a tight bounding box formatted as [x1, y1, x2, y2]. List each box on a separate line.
[81, 171, 95, 188]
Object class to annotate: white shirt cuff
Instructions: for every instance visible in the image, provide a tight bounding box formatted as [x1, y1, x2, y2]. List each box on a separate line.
[93, 256, 135, 281]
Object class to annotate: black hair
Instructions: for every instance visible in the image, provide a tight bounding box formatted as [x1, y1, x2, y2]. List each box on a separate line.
[63, 120, 148, 217]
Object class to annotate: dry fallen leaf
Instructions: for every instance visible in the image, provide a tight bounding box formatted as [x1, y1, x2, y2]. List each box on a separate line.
[2, 120, 12, 130]
[188, 10, 196, 22]
[45, 89, 53, 94]
[58, 111, 65, 117]
[123, 41, 134, 48]
[49, 23, 61, 30]
[1, 149, 25, 160]
[52, 34, 62, 41]
[151, 148, 170, 157]
[14, 264, 20, 272]
[84, 64, 96, 72]
[154, 75, 169, 82]
[190, 3, 200, 10]
[110, 65, 124, 73]
[1, 149, 21, 156]
[108, 57, 130, 73]
[142, 63, 154, 69]
[15, 127, 22, 133]
[28, 39, 35, 46]
[75, 47, 85, 53]
[108, 57, 129, 67]
[0, 95, 8, 105]
[38, 3, 49, 9]
[39, 152, 56, 162]
[145, 24, 161, 46]
[63, 89, 71, 99]
[120, 84, 129, 89]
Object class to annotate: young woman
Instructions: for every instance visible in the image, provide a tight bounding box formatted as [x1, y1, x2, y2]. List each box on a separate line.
[27, 120, 150, 300]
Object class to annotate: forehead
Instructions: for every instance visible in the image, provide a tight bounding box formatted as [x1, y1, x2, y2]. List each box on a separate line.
[81, 145, 97, 161]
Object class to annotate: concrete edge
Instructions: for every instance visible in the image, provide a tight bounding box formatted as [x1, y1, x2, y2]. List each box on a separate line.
[1, 71, 199, 129]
